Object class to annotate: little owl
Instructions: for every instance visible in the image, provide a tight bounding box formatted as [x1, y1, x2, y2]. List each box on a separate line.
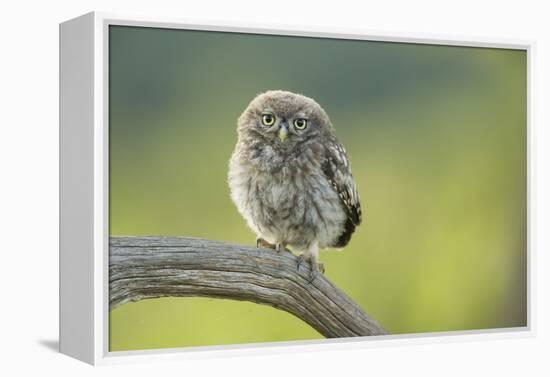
[228, 90, 361, 280]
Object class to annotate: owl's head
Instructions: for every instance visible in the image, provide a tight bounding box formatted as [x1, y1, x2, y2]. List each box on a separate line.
[237, 90, 333, 151]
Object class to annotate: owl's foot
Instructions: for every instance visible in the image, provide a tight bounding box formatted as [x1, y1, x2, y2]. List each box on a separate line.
[256, 237, 275, 249]
[275, 242, 291, 254]
[256, 238, 291, 253]
[317, 262, 325, 274]
[296, 254, 306, 271]
[307, 260, 322, 283]
[296, 255, 325, 282]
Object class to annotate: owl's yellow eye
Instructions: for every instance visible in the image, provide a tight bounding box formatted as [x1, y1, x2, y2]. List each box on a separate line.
[293, 118, 308, 130]
[262, 114, 275, 126]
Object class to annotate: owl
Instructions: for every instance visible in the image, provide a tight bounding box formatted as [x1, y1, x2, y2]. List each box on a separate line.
[228, 90, 361, 280]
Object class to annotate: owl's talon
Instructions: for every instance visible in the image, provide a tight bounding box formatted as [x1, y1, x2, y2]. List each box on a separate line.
[256, 238, 275, 249]
[276, 243, 292, 254]
[296, 254, 306, 271]
[307, 259, 321, 283]
[318, 262, 325, 274]
[296, 254, 321, 282]
[307, 269, 320, 283]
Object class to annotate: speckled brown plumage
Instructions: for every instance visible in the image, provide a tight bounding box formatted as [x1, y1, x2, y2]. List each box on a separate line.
[228, 90, 361, 279]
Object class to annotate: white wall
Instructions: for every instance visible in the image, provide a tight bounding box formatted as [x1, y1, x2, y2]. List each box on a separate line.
[1, 0, 548, 375]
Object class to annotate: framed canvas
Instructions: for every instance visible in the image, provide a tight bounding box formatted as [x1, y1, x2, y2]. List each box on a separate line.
[59, 11, 533, 365]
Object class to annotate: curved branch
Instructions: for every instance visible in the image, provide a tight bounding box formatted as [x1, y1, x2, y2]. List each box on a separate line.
[109, 236, 387, 338]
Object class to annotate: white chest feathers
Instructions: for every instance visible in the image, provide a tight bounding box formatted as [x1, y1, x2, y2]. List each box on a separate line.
[228, 155, 347, 251]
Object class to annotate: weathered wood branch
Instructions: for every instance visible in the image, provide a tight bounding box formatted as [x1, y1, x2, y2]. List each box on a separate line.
[109, 236, 387, 338]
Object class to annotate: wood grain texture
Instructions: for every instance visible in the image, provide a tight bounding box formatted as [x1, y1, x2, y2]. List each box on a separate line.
[110, 236, 387, 338]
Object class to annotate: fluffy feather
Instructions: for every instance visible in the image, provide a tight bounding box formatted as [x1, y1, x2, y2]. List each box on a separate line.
[228, 90, 362, 275]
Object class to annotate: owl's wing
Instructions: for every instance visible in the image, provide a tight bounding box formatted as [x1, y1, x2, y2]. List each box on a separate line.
[322, 140, 362, 248]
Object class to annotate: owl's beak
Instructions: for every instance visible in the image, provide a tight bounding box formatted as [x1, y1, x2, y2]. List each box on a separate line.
[278, 124, 289, 142]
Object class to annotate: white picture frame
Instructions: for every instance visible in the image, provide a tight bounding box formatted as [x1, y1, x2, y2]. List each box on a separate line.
[59, 11, 534, 365]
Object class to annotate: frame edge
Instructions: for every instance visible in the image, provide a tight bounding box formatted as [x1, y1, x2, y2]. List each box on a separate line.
[59, 11, 96, 365]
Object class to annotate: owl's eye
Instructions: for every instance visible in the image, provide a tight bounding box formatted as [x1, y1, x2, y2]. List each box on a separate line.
[293, 118, 308, 130]
[261, 114, 276, 126]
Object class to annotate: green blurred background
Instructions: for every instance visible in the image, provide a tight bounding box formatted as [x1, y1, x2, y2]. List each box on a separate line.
[108, 26, 527, 351]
